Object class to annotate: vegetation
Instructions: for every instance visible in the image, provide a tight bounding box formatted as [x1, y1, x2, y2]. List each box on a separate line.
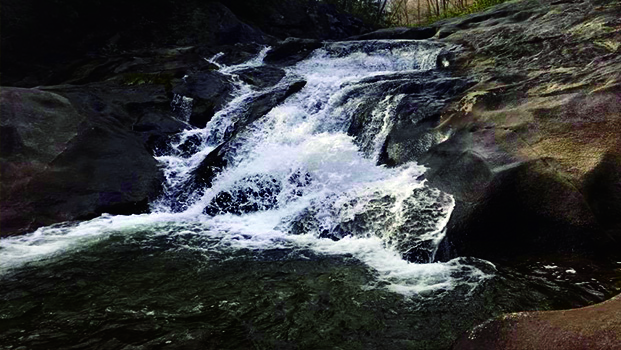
[321, 0, 509, 27]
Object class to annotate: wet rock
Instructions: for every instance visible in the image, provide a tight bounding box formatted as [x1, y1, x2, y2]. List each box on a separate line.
[343, 71, 473, 163]
[433, 158, 608, 263]
[418, 0, 621, 263]
[213, 79, 307, 142]
[172, 71, 234, 128]
[264, 38, 323, 66]
[329, 187, 453, 263]
[237, 66, 286, 89]
[583, 150, 621, 243]
[347, 26, 437, 40]
[1, 1, 271, 87]
[187, 75, 306, 206]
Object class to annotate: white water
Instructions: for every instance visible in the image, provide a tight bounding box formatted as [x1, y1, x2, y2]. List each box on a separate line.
[0, 40, 494, 296]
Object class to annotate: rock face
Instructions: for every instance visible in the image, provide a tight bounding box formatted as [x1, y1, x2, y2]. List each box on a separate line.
[452, 294, 621, 350]
[412, 0, 621, 263]
[0, 85, 170, 235]
[1, 0, 274, 87]
[411, 0, 621, 347]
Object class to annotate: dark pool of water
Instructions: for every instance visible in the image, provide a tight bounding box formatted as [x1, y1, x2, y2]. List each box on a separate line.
[1, 230, 619, 350]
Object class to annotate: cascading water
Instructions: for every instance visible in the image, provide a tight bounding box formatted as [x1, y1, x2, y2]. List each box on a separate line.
[2, 39, 618, 350]
[0, 41, 494, 295]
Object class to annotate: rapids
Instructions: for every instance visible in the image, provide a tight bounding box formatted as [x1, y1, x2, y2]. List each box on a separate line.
[2, 39, 617, 350]
[1, 40, 493, 295]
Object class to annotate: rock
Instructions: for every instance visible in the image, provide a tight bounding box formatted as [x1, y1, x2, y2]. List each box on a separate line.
[452, 294, 621, 350]
[0, 82, 182, 236]
[417, 0, 621, 263]
[1, 0, 271, 87]
[237, 66, 286, 89]
[172, 71, 234, 128]
[583, 150, 621, 243]
[341, 70, 473, 163]
[264, 38, 323, 66]
[193, 143, 230, 191]
[189, 79, 307, 199]
[208, 79, 307, 142]
[347, 26, 437, 40]
[433, 159, 608, 262]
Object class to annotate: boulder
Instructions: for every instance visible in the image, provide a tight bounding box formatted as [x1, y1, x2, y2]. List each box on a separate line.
[172, 71, 234, 128]
[191, 79, 307, 190]
[415, 0, 621, 263]
[583, 150, 621, 243]
[1, 0, 272, 87]
[432, 158, 607, 262]
[237, 66, 286, 89]
[452, 294, 621, 350]
[204, 174, 282, 215]
[0, 82, 186, 236]
[264, 38, 323, 66]
[340, 70, 473, 163]
[210, 79, 307, 142]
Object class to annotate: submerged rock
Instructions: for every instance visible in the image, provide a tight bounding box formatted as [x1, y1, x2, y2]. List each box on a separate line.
[204, 174, 282, 215]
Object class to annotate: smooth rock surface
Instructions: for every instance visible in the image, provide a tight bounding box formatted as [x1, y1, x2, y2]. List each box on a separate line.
[453, 294, 621, 350]
[0, 81, 185, 236]
[419, 0, 621, 262]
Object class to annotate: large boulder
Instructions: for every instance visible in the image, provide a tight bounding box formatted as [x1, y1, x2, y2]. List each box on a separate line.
[431, 157, 608, 262]
[452, 294, 621, 350]
[237, 66, 287, 89]
[0, 81, 187, 236]
[583, 150, 621, 243]
[415, 0, 621, 263]
[264, 38, 323, 66]
[161, 78, 307, 211]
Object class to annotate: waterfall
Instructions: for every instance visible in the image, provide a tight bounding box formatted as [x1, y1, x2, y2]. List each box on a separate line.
[0, 40, 493, 296]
